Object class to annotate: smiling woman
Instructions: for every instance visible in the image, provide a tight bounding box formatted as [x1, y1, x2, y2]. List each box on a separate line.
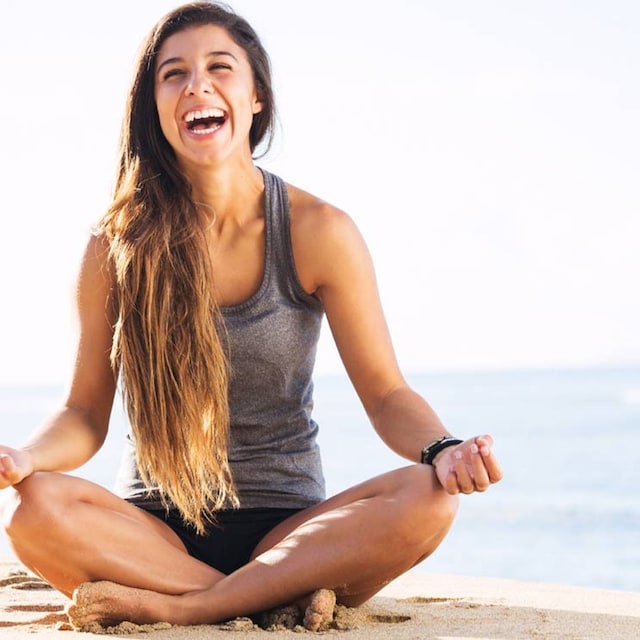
[153, 24, 265, 167]
[0, 0, 502, 631]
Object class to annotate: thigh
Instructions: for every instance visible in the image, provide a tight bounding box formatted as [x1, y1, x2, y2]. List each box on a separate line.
[9, 471, 185, 550]
[248, 465, 452, 607]
[251, 464, 438, 558]
[5, 472, 222, 595]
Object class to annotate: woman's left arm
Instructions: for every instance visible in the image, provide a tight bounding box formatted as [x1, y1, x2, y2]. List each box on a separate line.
[290, 192, 502, 495]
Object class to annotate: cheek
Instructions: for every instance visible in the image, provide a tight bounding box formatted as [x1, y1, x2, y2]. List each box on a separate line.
[155, 95, 178, 141]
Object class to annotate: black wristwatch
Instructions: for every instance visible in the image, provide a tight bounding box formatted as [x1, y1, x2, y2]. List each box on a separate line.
[421, 436, 463, 465]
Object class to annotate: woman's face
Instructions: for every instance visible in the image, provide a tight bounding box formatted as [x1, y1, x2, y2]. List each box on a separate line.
[154, 24, 263, 171]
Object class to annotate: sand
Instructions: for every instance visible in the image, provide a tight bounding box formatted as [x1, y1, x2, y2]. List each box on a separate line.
[2, 554, 639, 640]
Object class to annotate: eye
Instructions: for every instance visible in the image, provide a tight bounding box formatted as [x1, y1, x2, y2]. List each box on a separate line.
[162, 68, 186, 81]
[209, 63, 231, 72]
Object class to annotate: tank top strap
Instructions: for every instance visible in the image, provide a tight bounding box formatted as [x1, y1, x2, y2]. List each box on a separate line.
[261, 169, 323, 309]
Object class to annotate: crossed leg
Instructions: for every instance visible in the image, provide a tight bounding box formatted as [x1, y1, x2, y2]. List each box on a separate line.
[2, 464, 458, 627]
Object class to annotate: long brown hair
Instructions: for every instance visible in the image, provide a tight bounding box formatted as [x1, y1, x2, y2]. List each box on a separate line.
[99, 2, 276, 533]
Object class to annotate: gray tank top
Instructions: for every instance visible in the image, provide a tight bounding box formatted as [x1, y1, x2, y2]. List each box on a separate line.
[115, 169, 327, 510]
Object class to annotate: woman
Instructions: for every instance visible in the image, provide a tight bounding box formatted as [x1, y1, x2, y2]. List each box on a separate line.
[0, 1, 502, 630]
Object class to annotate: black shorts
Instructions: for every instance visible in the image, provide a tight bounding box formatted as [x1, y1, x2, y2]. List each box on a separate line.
[142, 507, 303, 575]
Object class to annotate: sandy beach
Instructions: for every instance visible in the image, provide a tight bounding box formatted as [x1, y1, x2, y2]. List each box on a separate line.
[2, 553, 639, 640]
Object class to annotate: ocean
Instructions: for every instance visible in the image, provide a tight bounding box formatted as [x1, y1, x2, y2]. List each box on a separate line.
[1, 366, 639, 592]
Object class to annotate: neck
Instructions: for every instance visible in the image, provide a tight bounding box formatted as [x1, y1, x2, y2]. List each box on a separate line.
[186, 160, 265, 223]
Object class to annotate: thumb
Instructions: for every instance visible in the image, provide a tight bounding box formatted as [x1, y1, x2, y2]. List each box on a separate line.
[475, 434, 494, 455]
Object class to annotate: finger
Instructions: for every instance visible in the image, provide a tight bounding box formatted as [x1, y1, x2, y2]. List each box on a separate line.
[434, 460, 460, 495]
[0, 454, 12, 476]
[476, 434, 494, 447]
[0, 455, 13, 488]
[452, 451, 475, 494]
[475, 434, 494, 458]
[0, 454, 20, 485]
[476, 446, 503, 484]
[469, 444, 491, 491]
[485, 452, 504, 483]
[474, 435, 503, 484]
[442, 468, 460, 495]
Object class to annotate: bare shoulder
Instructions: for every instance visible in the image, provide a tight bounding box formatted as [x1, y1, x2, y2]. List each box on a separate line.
[286, 182, 369, 294]
[75, 232, 113, 307]
[287, 183, 363, 251]
[80, 231, 111, 272]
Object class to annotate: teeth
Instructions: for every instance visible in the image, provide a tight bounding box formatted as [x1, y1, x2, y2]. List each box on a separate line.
[185, 108, 225, 123]
[191, 124, 222, 135]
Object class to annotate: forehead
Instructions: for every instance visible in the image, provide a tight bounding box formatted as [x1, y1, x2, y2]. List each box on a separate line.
[156, 24, 248, 66]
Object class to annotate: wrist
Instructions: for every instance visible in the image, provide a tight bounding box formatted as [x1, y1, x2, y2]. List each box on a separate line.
[420, 436, 463, 466]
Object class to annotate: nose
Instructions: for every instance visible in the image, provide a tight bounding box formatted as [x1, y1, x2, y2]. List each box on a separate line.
[186, 70, 214, 96]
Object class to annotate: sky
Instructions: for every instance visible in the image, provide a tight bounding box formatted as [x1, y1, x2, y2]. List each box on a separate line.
[0, 0, 638, 384]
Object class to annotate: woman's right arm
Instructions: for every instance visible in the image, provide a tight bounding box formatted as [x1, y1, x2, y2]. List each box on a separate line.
[0, 233, 118, 489]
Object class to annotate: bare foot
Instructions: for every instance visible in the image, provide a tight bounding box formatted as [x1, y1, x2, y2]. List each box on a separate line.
[66, 581, 168, 629]
[303, 588, 336, 631]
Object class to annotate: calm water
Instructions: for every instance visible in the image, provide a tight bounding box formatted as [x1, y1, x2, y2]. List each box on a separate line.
[1, 366, 639, 592]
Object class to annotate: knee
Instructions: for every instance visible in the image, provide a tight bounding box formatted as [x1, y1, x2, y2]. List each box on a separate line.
[2, 472, 67, 539]
[393, 465, 459, 542]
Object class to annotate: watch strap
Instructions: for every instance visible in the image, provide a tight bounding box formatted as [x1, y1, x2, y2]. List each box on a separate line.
[421, 436, 463, 465]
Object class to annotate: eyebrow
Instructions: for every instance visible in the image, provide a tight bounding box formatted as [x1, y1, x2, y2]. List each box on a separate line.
[156, 50, 239, 75]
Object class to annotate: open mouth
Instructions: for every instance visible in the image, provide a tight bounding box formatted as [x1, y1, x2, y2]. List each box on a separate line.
[184, 107, 227, 135]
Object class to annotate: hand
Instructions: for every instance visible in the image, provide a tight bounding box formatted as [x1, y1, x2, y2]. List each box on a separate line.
[0, 446, 34, 490]
[433, 435, 502, 495]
